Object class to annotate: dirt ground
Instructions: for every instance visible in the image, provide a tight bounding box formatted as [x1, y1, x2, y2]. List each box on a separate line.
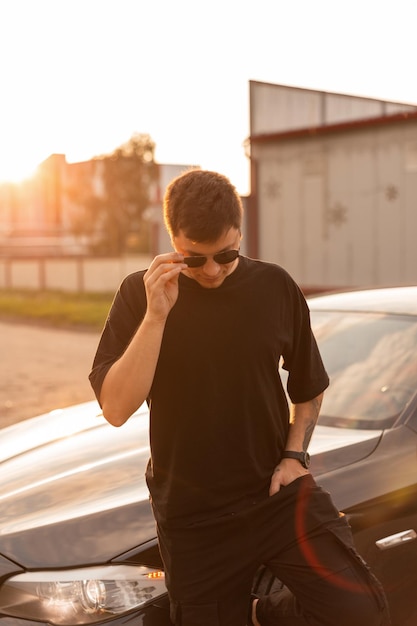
[0, 320, 101, 429]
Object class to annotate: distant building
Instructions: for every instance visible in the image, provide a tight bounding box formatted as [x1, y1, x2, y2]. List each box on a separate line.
[0, 154, 100, 256]
[0, 156, 197, 257]
[248, 81, 417, 290]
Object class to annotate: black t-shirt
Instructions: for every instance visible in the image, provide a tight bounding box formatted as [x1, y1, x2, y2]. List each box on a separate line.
[89, 256, 329, 526]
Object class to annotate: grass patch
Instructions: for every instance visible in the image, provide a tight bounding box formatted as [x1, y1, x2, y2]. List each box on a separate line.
[0, 289, 114, 331]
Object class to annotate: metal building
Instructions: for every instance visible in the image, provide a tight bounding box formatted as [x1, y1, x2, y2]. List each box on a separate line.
[248, 81, 417, 291]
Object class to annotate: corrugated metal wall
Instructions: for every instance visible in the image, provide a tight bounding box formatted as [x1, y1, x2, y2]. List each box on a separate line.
[250, 82, 417, 290]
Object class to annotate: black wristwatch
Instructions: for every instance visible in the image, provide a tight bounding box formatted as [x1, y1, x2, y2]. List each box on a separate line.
[281, 450, 311, 469]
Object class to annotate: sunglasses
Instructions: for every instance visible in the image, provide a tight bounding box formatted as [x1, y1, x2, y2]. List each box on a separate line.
[183, 249, 240, 268]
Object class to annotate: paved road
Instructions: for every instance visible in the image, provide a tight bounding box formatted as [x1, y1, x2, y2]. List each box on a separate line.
[0, 320, 101, 429]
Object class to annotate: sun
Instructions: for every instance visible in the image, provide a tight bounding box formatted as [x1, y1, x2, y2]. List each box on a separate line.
[0, 153, 41, 184]
[0, 119, 50, 184]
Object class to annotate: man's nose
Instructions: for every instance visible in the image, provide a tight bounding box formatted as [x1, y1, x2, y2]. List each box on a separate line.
[202, 257, 221, 275]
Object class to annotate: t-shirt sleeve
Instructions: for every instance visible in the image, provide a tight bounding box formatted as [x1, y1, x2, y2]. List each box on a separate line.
[88, 271, 147, 406]
[281, 278, 329, 404]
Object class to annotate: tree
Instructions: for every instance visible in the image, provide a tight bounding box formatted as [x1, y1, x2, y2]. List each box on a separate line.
[67, 133, 158, 255]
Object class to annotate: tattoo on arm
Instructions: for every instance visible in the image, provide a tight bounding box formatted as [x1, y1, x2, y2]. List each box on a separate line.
[302, 397, 323, 450]
[311, 395, 323, 415]
[303, 420, 316, 450]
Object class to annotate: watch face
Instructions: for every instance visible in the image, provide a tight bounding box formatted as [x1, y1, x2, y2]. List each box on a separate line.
[303, 452, 311, 468]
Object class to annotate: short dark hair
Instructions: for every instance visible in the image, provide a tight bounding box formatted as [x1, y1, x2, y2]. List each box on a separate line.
[163, 169, 243, 242]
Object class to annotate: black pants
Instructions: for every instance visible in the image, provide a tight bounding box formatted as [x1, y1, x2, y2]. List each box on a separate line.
[156, 475, 390, 626]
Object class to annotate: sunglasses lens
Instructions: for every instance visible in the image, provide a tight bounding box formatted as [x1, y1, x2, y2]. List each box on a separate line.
[214, 250, 239, 264]
[183, 256, 207, 268]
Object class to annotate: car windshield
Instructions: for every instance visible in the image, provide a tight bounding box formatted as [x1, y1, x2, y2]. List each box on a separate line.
[310, 311, 417, 430]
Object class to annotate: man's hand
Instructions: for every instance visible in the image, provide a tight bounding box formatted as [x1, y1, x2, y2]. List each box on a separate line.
[269, 458, 309, 496]
[269, 393, 324, 496]
[143, 252, 187, 321]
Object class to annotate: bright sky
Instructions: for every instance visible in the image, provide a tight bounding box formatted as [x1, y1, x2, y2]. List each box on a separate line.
[1, 0, 417, 194]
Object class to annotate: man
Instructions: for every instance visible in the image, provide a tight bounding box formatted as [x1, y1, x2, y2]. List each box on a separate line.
[89, 169, 389, 626]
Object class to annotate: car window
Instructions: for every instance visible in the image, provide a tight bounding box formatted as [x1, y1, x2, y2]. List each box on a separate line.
[311, 312, 417, 429]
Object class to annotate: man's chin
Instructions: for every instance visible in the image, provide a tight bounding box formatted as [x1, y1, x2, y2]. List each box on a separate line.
[195, 276, 225, 289]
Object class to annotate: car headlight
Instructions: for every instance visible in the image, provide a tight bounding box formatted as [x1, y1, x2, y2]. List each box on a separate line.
[0, 564, 167, 624]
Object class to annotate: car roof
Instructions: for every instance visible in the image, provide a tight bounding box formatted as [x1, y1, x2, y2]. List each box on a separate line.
[308, 285, 417, 316]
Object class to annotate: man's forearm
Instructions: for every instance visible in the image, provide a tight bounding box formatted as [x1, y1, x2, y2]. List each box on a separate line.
[100, 315, 166, 426]
[285, 393, 324, 452]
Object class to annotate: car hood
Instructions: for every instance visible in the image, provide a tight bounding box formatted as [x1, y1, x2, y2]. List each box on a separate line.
[0, 402, 155, 569]
[309, 423, 382, 475]
[0, 402, 382, 569]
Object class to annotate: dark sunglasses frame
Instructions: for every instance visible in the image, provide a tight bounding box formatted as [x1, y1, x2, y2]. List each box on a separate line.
[183, 249, 240, 268]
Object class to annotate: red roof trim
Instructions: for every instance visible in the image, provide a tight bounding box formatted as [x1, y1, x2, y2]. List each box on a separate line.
[250, 110, 417, 144]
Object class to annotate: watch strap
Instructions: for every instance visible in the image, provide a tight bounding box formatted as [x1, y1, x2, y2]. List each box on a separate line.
[281, 450, 310, 468]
